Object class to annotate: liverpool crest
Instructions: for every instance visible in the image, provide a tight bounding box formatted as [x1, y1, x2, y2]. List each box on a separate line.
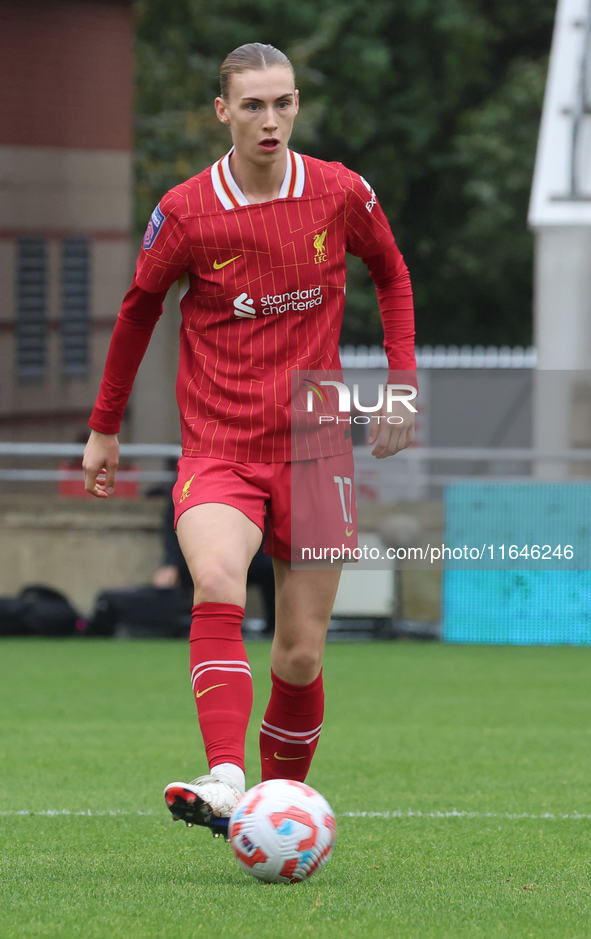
[312, 229, 328, 264]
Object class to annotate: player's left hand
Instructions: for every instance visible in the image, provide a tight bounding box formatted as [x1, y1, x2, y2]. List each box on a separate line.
[367, 399, 415, 459]
[153, 565, 181, 588]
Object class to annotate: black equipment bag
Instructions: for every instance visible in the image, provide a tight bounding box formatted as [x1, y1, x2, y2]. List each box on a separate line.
[0, 586, 82, 637]
[19, 585, 81, 637]
[0, 597, 29, 636]
[88, 586, 192, 639]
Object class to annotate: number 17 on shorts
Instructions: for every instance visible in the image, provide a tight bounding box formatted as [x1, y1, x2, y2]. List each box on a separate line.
[290, 452, 358, 567]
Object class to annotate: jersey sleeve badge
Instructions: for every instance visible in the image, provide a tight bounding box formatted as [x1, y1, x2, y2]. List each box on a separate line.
[142, 204, 166, 249]
[359, 176, 377, 213]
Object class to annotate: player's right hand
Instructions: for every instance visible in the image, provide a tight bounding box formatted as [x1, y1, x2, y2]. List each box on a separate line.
[82, 430, 120, 498]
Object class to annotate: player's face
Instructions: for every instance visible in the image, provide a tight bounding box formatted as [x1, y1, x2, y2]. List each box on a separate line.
[215, 66, 299, 165]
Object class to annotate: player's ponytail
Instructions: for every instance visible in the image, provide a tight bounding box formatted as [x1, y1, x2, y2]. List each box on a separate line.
[220, 43, 294, 98]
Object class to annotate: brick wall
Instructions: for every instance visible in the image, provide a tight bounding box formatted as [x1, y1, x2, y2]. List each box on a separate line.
[0, 0, 134, 151]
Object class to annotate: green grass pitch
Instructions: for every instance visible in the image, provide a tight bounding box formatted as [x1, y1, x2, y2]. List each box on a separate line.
[1, 638, 591, 938]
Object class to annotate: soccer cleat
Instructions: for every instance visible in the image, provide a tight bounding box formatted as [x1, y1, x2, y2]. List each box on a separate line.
[164, 774, 243, 841]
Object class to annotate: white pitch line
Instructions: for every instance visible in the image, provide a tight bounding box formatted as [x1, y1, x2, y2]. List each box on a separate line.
[0, 809, 154, 817]
[0, 809, 589, 820]
[343, 810, 591, 820]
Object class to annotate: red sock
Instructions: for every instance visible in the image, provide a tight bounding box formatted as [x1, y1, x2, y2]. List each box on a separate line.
[260, 669, 324, 782]
[189, 602, 252, 773]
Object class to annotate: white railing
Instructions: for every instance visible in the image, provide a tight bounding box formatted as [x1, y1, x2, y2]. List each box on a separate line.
[339, 345, 537, 369]
[1, 445, 588, 460]
[0, 443, 588, 485]
[0, 443, 181, 483]
[352, 446, 591, 503]
[0, 444, 182, 458]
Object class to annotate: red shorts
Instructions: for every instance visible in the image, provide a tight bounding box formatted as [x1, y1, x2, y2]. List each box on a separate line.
[173, 454, 357, 563]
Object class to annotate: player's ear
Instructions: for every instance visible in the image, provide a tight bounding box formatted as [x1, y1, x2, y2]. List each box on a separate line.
[215, 96, 230, 125]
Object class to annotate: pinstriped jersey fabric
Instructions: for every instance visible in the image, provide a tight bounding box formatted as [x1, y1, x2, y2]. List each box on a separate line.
[134, 150, 409, 462]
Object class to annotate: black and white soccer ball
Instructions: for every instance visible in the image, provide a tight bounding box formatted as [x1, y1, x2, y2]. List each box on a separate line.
[228, 779, 336, 884]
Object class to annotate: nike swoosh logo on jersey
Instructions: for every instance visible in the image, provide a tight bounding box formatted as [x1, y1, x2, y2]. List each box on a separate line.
[213, 255, 242, 269]
[345, 527, 354, 537]
[195, 683, 228, 698]
[273, 752, 306, 761]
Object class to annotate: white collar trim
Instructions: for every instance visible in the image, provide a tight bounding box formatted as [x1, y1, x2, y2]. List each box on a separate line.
[211, 148, 305, 209]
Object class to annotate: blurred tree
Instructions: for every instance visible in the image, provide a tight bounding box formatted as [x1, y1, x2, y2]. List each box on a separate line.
[134, 0, 556, 347]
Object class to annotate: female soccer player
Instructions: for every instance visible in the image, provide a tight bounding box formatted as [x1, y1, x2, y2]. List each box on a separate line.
[83, 43, 416, 839]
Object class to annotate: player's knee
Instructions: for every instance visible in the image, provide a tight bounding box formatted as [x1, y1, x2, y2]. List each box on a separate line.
[192, 562, 246, 606]
[280, 643, 323, 685]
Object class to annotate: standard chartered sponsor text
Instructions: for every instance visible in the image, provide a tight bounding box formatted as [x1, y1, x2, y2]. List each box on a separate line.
[262, 286, 322, 315]
[301, 544, 575, 562]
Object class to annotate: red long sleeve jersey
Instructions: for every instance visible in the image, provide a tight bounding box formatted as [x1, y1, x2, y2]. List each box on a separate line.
[90, 149, 415, 462]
